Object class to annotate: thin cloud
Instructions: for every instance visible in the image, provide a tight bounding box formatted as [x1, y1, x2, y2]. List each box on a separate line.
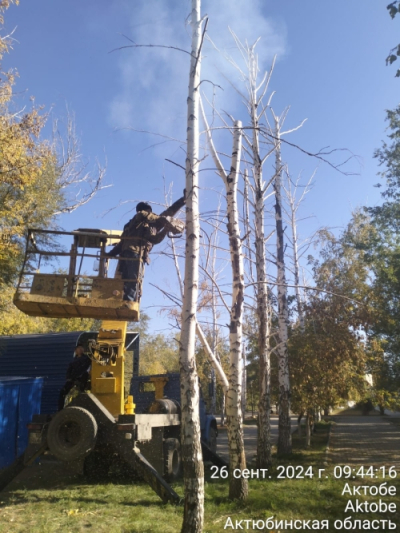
[108, 0, 287, 157]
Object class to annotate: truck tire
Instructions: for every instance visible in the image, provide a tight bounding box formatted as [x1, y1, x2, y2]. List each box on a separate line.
[207, 425, 217, 454]
[163, 438, 181, 482]
[148, 399, 180, 415]
[47, 407, 98, 462]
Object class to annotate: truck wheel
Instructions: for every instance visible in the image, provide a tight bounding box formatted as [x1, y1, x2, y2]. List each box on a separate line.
[163, 438, 181, 482]
[207, 426, 217, 453]
[47, 407, 98, 462]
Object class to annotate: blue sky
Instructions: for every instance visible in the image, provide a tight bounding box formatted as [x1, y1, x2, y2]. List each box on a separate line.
[3, 1, 399, 331]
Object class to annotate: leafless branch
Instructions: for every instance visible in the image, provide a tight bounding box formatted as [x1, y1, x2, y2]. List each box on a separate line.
[51, 112, 108, 215]
[110, 33, 193, 57]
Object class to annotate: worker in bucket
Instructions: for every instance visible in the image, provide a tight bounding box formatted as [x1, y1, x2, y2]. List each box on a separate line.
[106, 194, 185, 302]
[58, 344, 91, 410]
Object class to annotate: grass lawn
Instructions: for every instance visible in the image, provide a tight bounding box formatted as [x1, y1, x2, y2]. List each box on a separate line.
[0, 423, 399, 532]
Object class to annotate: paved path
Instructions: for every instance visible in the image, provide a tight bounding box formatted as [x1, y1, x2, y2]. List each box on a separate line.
[328, 415, 400, 467]
[384, 409, 400, 418]
[216, 415, 298, 464]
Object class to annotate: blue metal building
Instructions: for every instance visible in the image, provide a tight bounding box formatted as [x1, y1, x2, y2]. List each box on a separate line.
[0, 331, 140, 414]
[0, 332, 81, 414]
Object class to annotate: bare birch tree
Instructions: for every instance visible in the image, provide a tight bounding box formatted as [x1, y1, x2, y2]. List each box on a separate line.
[282, 170, 317, 443]
[199, 206, 228, 421]
[212, 34, 277, 468]
[51, 112, 108, 215]
[179, 1, 206, 529]
[202, 108, 248, 500]
[271, 113, 292, 455]
[243, 43, 275, 469]
[283, 171, 315, 333]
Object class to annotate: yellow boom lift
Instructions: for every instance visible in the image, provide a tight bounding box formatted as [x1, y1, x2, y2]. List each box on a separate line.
[6, 227, 192, 503]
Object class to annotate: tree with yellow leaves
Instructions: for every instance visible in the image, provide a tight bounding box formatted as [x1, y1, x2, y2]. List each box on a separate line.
[0, 0, 105, 333]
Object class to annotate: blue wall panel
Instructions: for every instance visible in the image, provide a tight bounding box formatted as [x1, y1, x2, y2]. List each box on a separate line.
[0, 377, 43, 468]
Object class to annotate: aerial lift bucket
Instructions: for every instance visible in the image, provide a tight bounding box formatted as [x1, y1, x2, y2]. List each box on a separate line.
[13, 228, 141, 322]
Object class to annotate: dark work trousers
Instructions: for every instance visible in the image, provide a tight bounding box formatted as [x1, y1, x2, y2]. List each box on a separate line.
[58, 373, 89, 410]
[119, 250, 143, 301]
[58, 380, 74, 410]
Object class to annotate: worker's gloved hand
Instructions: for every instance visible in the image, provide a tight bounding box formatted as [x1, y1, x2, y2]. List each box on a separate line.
[165, 217, 185, 235]
[104, 248, 117, 258]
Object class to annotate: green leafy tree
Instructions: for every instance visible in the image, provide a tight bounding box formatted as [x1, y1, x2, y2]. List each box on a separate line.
[139, 333, 179, 375]
[290, 299, 367, 421]
[133, 312, 179, 375]
[320, 213, 400, 413]
[353, 107, 400, 405]
[289, 224, 373, 444]
[386, 2, 400, 77]
[366, 338, 399, 413]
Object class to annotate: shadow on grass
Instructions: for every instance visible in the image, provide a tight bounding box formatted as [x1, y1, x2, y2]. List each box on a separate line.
[273, 423, 331, 465]
[0, 490, 160, 508]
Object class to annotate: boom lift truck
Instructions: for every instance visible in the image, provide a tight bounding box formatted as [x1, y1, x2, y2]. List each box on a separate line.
[2, 227, 224, 503]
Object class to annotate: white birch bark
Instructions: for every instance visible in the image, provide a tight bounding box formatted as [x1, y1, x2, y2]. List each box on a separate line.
[210, 216, 220, 414]
[246, 46, 274, 469]
[254, 177, 272, 467]
[291, 203, 305, 332]
[273, 120, 292, 455]
[284, 175, 311, 332]
[211, 290, 217, 414]
[179, 1, 204, 530]
[243, 172, 254, 285]
[220, 384, 226, 426]
[241, 343, 246, 419]
[225, 122, 247, 500]
[202, 107, 248, 499]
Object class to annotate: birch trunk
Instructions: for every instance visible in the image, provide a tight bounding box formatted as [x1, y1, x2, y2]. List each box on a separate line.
[254, 184, 272, 468]
[305, 412, 311, 448]
[241, 345, 246, 419]
[179, 1, 204, 530]
[211, 234, 225, 424]
[273, 124, 292, 455]
[224, 122, 248, 500]
[297, 412, 303, 438]
[290, 198, 305, 331]
[247, 47, 273, 469]
[210, 367, 216, 414]
[201, 106, 247, 498]
[211, 244, 218, 414]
